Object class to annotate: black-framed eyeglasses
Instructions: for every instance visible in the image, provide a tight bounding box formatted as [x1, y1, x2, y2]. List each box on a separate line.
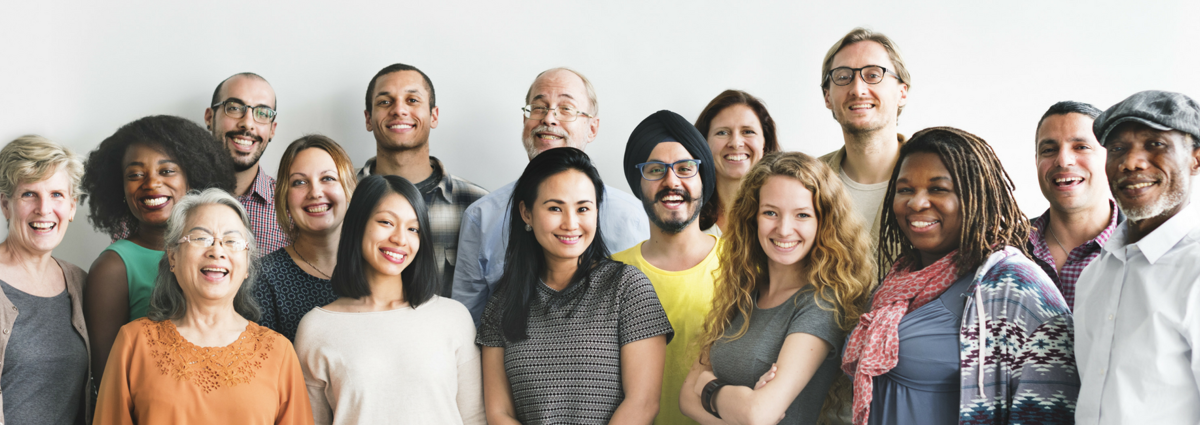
[825, 65, 899, 86]
[212, 99, 277, 124]
[522, 104, 593, 122]
[635, 159, 702, 181]
[179, 234, 249, 252]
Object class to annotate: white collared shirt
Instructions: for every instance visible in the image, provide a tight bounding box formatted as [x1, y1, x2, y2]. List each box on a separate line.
[1075, 201, 1200, 425]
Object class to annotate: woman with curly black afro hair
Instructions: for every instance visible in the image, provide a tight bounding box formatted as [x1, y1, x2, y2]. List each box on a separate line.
[81, 115, 235, 384]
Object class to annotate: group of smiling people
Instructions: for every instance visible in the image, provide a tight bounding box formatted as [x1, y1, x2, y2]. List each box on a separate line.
[2, 27, 1199, 425]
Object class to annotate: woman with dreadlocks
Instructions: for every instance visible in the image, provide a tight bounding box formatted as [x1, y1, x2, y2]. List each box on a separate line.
[841, 127, 1079, 425]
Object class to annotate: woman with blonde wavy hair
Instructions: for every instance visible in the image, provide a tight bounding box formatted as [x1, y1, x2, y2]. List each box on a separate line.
[681, 152, 873, 425]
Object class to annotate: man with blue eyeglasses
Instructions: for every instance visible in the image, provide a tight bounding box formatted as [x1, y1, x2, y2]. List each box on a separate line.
[818, 28, 911, 251]
[204, 72, 289, 256]
[452, 67, 649, 326]
[612, 110, 718, 425]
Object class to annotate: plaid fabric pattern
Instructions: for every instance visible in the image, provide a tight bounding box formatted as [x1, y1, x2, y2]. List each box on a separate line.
[239, 166, 289, 258]
[358, 156, 488, 295]
[1027, 199, 1118, 309]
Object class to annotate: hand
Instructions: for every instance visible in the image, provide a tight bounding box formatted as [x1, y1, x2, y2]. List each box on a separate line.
[754, 363, 778, 390]
[694, 370, 717, 396]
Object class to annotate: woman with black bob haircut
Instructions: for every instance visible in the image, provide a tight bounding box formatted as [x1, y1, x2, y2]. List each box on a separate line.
[81, 115, 235, 386]
[478, 147, 673, 425]
[294, 174, 484, 424]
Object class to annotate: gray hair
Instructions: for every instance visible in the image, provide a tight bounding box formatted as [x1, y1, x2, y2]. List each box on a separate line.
[526, 67, 599, 117]
[147, 188, 261, 322]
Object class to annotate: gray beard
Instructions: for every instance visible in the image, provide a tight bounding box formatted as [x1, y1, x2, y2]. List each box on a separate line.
[1119, 185, 1186, 222]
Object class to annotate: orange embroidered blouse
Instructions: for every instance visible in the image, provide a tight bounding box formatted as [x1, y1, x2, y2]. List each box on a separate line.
[93, 318, 313, 425]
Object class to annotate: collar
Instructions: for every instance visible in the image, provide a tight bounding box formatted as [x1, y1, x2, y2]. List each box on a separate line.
[356, 156, 452, 203]
[243, 165, 274, 202]
[1106, 201, 1199, 264]
[1031, 198, 1120, 251]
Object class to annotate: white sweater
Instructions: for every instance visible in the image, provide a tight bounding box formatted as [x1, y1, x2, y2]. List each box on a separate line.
[294, 296, 484, 425]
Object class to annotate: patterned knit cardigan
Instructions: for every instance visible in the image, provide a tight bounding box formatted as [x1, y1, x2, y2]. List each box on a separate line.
[957, 247, 1079, 424]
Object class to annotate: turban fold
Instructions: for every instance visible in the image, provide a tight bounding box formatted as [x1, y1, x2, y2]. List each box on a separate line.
[622, 110, 716, 203]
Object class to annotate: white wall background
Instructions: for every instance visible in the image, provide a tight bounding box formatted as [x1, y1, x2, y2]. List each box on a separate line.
[2, 0, 1199, 269]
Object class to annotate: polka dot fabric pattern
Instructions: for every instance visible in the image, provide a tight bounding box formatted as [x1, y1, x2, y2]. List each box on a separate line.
[253, 248, 339, 341]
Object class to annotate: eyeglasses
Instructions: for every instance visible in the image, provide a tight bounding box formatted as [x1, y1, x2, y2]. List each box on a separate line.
[180, 234, 249, 252]
[522, 105, 593, 122]
[826, 65, 899, 86]
[635, 159, 702, 181]
[212, 99, 277, 124]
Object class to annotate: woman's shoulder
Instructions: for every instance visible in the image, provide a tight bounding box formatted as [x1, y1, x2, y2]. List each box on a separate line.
[246, 320, 297, 356]
[255, 248, 298, 274]
[975, 248, 1069, 315]
[590, 260, 648, 286]
[53, 256, 87, 283]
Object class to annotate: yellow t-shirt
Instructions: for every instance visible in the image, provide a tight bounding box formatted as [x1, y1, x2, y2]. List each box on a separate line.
[612, 235, 720, 425]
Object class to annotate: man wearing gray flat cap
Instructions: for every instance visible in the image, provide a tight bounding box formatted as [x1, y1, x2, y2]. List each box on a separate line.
[1074, 90, 1200, 425]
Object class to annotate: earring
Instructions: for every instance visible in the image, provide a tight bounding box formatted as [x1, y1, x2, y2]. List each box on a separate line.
[525, 223, 532, 232]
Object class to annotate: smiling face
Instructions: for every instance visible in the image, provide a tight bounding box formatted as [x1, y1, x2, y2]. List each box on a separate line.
[123, 143, 188, 230]
[1105, 123, 1200, 224]
[757, 175, 819, 269]
[365, 70, 439, 153]
[707, 104, 765, 181]
[360, 192, 421, 284]
[1036, 113, 1109, 214]
[823, 41, 908, 136]
[1, 165, 77, 255]
[520, 169, 597, 266]
[521, 69, 599, 159]
[286, 148, 349, 237]
[204, 75, 277, 172]
[894, 152, 962, 267]
[640, 142, 703, 234]
[168, 204, 250, 307]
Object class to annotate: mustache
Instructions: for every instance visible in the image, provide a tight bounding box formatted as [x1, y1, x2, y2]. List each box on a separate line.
[530, 125, 567, 138]
[1114, 174, 1158, 185]
[654, 188, 693, 203]
[224, 131, 263, 143]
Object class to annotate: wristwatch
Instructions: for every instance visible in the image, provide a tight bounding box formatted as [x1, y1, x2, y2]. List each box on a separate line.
[701, 378, 727, 419]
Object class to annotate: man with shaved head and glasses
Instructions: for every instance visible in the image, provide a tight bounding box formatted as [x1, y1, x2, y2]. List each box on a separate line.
[818, 28, 911, 251]
[452, 67, 649, 326]
[204, 72, 289, 256]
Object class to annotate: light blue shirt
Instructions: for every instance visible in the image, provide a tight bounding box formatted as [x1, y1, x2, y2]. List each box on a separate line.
[451, 181, 650, 326]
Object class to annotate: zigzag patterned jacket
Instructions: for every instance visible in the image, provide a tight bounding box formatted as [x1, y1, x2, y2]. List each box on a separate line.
[956, 247, 1080, 424]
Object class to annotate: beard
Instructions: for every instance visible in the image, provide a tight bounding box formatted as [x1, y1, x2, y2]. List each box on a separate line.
[523, 125, 575, 159]
[642, 188, 702, 234]
[1116, 176, 1188, 222]
[221, 131, 268, 172]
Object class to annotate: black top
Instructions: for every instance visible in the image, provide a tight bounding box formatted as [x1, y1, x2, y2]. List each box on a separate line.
[477, 261, 674, 424]
[253, 248, 339, 341]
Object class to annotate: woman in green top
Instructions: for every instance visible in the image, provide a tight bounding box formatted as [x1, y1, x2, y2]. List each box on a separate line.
[81, 115, 235, 385]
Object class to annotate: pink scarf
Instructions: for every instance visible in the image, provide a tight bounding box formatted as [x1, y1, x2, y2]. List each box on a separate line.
[841, 252, 960, 425]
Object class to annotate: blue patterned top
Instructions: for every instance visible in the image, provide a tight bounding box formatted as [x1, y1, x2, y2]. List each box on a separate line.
[253, 248, 339, 341]
[956, 247, 1079, 424]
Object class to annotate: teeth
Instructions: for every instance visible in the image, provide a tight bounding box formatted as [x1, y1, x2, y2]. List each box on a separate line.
[773, 240, 798, 248]
[725, 154, 749, 161]
[388, 124, 414, 130]
[305, 204, 330, 213]
[538, 134, 563, 140]
[231, 138, 253, 146]
[143, 197, 167, 206]
[382, 250, 405, 262]
[911, 220, 937, 228]
[30, 222, 55, 229]
[662, 195, 683, 202]
[1126, 182, 1155, 189]
[557, 235, 580, 242]
[1055, 177, 1084, 184]
[850, 104, 874, 110]
[201, 267, 228, 274]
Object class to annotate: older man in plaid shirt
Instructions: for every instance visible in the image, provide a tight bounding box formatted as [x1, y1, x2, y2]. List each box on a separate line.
[1027, 100, 1122, 309]
[357, 63, 487, 295]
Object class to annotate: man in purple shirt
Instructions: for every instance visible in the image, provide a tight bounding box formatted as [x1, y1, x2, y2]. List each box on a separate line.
[203, 72, 289, 256]
[1028, 101, 1121, 309]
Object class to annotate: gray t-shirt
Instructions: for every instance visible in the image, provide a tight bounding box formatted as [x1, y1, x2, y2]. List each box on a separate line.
[0, 279, 88, 425]
[838, 168, 889, 231]
[709, 287, 846, 425]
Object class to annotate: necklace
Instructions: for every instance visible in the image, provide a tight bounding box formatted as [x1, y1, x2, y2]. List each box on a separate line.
[292, 245, 330, 279]
[1046, 226, 1067, 256]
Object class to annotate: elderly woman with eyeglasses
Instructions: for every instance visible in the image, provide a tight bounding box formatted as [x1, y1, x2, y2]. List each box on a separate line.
[93, 189, 312, 425]
[0, 136, 91, 425]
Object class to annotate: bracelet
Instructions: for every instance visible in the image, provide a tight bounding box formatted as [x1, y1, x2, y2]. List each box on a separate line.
[701, 378, 726, 419]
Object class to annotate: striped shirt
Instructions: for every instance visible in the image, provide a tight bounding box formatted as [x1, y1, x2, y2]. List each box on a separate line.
[476, 261, 674, 424]
[357, 156, 488, 294]
[1027, 199, 1119, 309]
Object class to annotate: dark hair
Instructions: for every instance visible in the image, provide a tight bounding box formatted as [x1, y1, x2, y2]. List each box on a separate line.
[877, 127, 1031, 279]
[330, 174, 439, 307]
[210, 72, 275, 109]
[694, 90, 781, 230]
[1035, 101, 1102, 134]
[82, 115, 236, 237]
[365, 63, 436, 113]
[496, 147, 610, 342]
